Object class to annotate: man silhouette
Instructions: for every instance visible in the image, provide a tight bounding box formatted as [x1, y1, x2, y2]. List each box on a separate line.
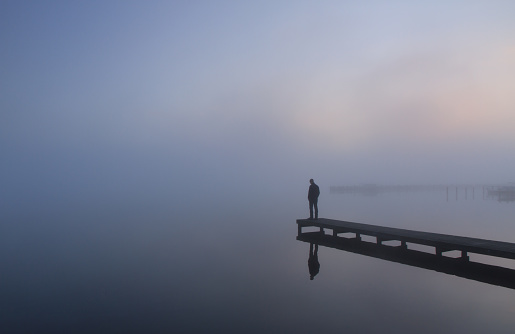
[308, 178, 320, 220]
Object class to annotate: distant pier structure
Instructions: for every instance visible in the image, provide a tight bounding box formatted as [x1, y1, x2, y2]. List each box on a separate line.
[484, 185, 515, 202]
[330, 183, 515, 203]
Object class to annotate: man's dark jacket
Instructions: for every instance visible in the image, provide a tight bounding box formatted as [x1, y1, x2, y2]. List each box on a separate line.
[308, 183, 320, 201]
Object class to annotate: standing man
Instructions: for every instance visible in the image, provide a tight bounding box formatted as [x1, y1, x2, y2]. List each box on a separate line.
[308, 178, 320, 220]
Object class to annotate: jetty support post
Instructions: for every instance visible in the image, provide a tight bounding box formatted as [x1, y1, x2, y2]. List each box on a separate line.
[436, 246, 444, 256]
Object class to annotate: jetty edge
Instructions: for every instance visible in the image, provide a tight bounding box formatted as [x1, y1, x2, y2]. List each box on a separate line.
[296, 218, 515, 261]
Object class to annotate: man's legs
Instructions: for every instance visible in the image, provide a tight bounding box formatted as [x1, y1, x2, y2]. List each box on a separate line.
[309, 200, 314, 219]
[313, 198, 318, 219]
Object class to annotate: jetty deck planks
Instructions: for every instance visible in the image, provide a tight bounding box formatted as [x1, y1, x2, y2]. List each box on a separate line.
[297, 218, 515, 260]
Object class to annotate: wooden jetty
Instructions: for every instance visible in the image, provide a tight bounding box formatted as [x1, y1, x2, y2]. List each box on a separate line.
[297, 218, 515, 261]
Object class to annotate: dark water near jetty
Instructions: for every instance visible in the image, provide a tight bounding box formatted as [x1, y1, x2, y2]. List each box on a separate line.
[2, 188, 515, 333]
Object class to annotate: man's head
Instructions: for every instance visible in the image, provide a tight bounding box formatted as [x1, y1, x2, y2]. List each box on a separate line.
[309, 179, 314, 184]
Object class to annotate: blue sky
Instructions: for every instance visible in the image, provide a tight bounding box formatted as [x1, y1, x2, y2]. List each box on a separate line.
[2, 1, 515, 210]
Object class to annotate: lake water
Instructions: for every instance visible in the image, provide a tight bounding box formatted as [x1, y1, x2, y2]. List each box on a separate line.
[2, 187, 515, 333]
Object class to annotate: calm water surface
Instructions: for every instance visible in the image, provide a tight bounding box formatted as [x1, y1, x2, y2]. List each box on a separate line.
[2, 189, 515, 333]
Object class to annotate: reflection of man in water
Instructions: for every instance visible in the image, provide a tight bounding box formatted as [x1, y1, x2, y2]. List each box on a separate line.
[308, 243, 320, 280]
[308, 179, 320, 220]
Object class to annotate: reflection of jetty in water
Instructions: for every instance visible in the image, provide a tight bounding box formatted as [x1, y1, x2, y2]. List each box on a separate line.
[296, 218, 515, 289]
[330, 183, 515, 202]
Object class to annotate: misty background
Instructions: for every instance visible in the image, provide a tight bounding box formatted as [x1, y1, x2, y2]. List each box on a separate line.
[3, 2, 515, 333]
[2, 1, 515, 215]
